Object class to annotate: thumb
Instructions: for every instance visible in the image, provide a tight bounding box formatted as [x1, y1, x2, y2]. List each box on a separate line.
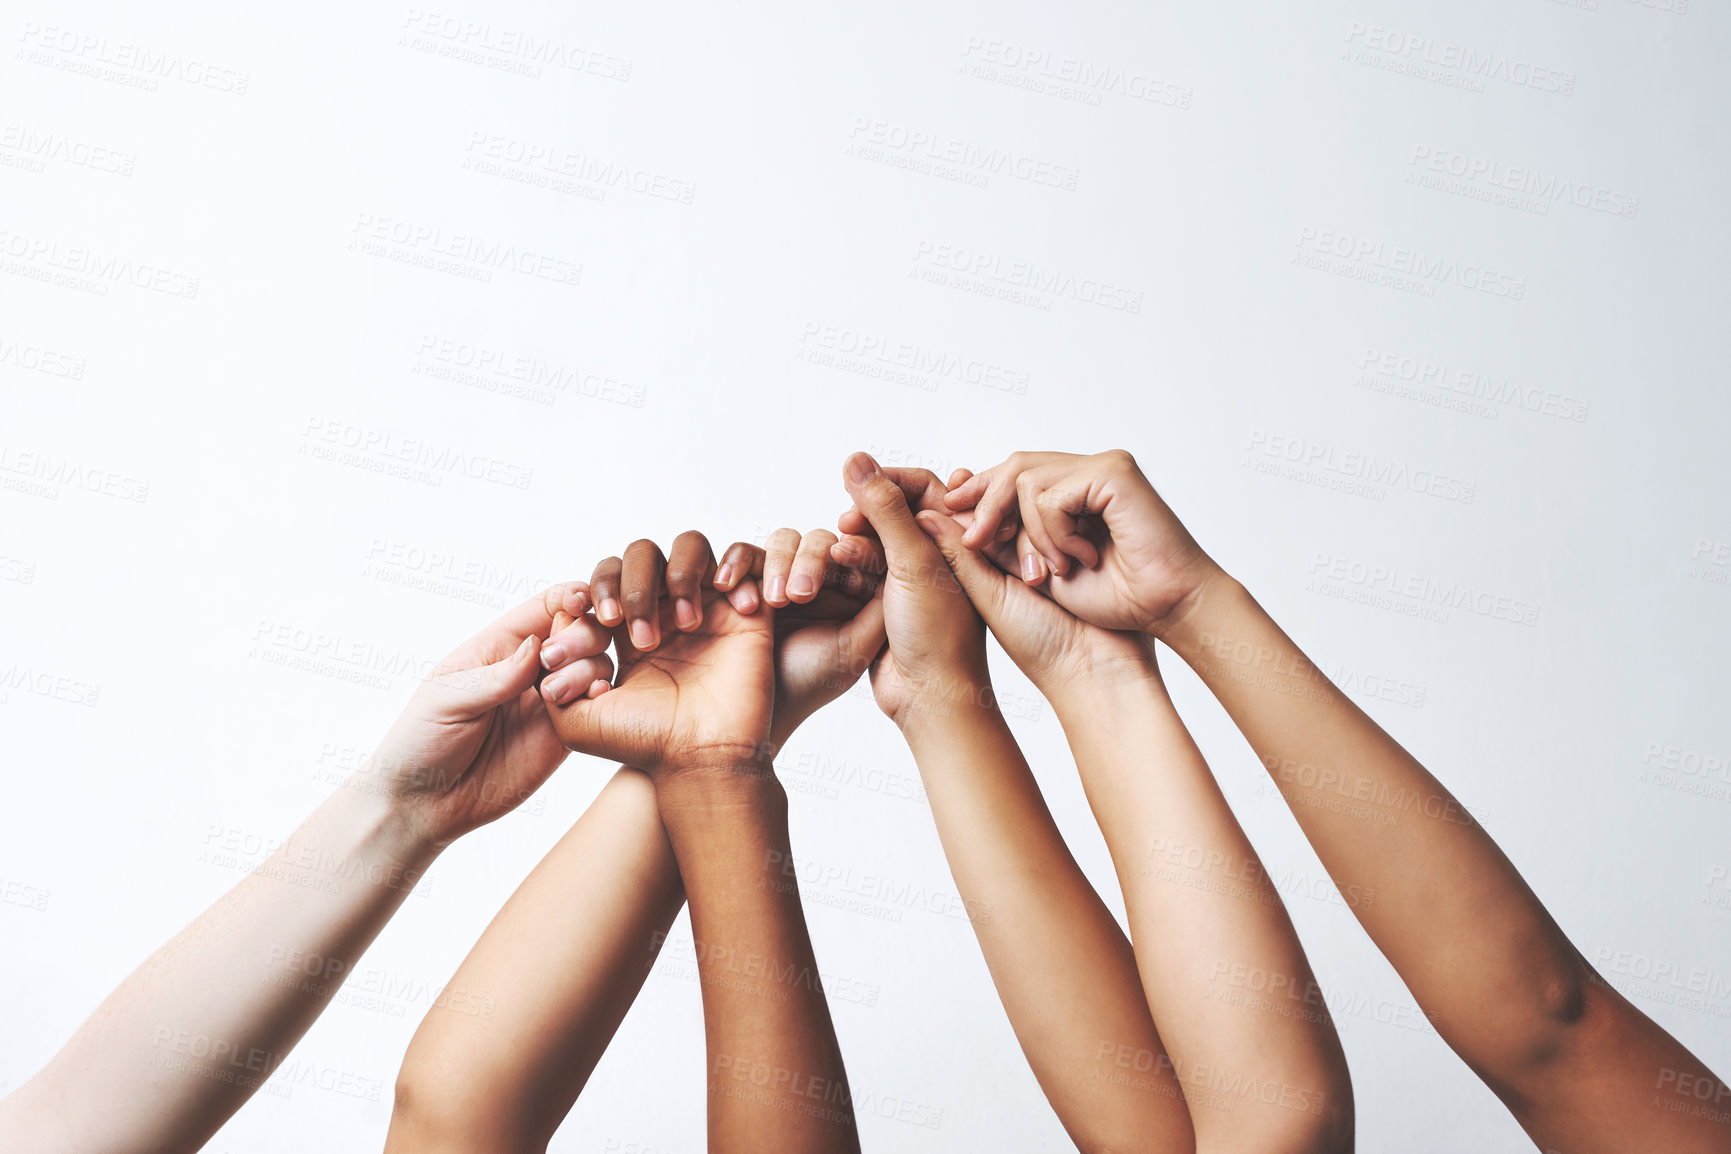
[913, 509, 1014, 628]
[432, 634, 541, 717]
[843, 451, 932, 560]
[835, 592, 888, 678]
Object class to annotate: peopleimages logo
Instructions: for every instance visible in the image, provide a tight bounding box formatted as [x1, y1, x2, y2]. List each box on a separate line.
[846, 118, 1080, 190]
[957, 36, 1193, 109]
[1343, 23, 1577, 95]
[1308, 553, 1541, 627]
[1407, 146, 1639, 219]
[1294, 228, 1527, 301]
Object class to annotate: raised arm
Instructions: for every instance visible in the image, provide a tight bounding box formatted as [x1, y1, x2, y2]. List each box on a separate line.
[834, 454, 1197, 1154]
[542, 532, 865, 1154]
[946, 448, 1731, 1154]
[0, 584, 595, 1154]
[890, 472, 1352, 1152]
[385, 530, 885, 1154]
[384, 766, 685, 1154]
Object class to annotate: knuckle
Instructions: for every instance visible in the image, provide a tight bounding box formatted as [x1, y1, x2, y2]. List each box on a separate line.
[865, 475, 903, 507]
[665, 566, 698, 589]
[621, 589, 656, 615]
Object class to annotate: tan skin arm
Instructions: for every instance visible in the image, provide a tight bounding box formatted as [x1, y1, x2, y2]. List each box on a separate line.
[843, 456, 1353, 1153]
[837, 456, 1198, 1154]
[386, 529, 887, 1153]
[937, 448, 1731, 1153]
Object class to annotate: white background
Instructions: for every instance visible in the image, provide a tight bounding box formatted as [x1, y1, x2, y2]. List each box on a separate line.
[2, 1, 1728, 1151]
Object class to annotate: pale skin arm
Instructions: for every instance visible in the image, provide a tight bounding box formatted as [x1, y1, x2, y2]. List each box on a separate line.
[385, 531, 884, 1154]
[838, 455, 1197, 1154]
[945, 448, 1731, 1153]
[0, 584, 596, 1154]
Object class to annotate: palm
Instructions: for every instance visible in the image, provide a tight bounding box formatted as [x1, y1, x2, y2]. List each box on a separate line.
[396, 690, 569, 838]
[376, 592, 582, 842]
[772, 588, 875, 729]
[551, 591, 775, 773]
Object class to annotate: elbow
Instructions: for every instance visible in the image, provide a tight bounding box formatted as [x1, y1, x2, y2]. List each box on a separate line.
[387, 1038, 531, 1154]
[1471, 953, 1599, 1095]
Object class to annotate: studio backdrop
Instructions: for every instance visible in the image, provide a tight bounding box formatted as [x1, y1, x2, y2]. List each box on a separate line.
[2, 1, 1727, 1151]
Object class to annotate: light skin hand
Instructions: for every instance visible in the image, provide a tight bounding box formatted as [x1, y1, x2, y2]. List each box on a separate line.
[834, 452, 1197, 1154]
[0, 583, 594, 1154]
[922, 449, 1226, 636]
[372, 582, 599, 844]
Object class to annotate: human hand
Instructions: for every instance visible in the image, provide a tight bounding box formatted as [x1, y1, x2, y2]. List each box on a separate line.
[369, 582, 594, 847]
[942, 450, 1224, 638]
[836, 465, 1154, 700]
[539, 532, 776, 777]
[836, 452, 991, 729]
[540, 529, 886, 751]
[714, 529, 886, 745]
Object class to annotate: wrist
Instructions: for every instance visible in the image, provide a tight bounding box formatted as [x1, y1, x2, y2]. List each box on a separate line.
[1146, 562, 1242, 648]
[655, 764, 790, 845]
[311, 784, 445, 883]
[892, 665, 999, 742]
[1025, 629, 1158, 708]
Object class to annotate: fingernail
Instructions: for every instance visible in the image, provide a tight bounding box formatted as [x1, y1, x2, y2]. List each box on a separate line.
[788, 575, 814, 599]
[715, 562, 735, 588]
[675, 598, 698, 629]
[540, 642, 566, 670]
[588, 680, 610, 698]
[765, 576, 787, 604]
[845, 452, 877, 485]
[541, 670, 572, 704]
[600, 598, 622, 623]
[1021, 554, 1040, 582]
[630, 619, 656, 649]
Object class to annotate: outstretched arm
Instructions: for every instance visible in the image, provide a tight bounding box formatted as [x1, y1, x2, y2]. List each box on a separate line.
[946, 449, 1731, 1153]
[915, 497, 1352, 1151]
[0, 584, 594, 1154]
[385, 767, 685, 1154]
[543, 532, 864, 1154]
[387, 531, 885, 1153]
[836, 455, 1197, 1154]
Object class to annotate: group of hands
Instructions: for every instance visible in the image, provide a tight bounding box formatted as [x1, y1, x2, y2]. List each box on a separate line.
[379, 448, 1212, 844]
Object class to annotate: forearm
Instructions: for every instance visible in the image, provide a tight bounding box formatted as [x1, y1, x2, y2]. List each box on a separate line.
[386, 768, 685, 1154]
[2, 786, 438, 1154]
[656, 768, 859, 1154]
[899, 692, 1195, 1154]
[1051, 663, 1351, 1152]
[1159, 575, 1585, 1069]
